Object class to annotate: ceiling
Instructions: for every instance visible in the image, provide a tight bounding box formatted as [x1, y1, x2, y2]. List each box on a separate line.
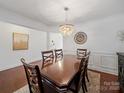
[0, 0, 124, 26]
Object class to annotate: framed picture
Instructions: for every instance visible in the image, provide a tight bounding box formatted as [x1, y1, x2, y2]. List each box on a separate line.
[13, 32, 29, 50]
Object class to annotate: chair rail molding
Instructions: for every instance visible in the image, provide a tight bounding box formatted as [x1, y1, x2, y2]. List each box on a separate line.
[64, 50, 118, 75]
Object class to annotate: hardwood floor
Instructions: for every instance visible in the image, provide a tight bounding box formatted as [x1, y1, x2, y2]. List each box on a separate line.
[100, 72, 121, 93]
[89, 70, 121, 93]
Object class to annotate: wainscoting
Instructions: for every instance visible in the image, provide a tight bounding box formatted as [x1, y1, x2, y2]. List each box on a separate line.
[64, 51, 118, 75]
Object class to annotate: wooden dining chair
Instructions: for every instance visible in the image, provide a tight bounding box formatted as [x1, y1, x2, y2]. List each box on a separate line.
[81, 54, 90, 92]
[77, 52, 90, 93]
[21, 58, 62, 93]
[85, 51, 91, 83]
[41, 50, 54, 68]
[52, 57, 87, 93]
[21, 58, 44, 93]
[68, 57, 87, 93]
[54, 49, 63, 60]
[77, 49, 87, 59]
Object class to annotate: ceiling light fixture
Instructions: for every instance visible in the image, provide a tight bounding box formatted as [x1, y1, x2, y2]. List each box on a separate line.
[59, 7, 74, 36]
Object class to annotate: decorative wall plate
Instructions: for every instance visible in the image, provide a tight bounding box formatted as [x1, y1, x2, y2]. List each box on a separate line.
[74, 32, 87, 44]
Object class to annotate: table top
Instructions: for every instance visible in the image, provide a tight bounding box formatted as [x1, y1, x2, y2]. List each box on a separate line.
[41, 55, 81, 87]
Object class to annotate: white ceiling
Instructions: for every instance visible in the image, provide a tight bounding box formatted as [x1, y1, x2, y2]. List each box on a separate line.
[0, 0, 124, 25]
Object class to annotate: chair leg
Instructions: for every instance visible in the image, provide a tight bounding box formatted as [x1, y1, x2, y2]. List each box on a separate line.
[82, 84, 85, 93]
[86, 70, 89, 82]
[84, 81, 88, 92]
[83, 77, 88, 92]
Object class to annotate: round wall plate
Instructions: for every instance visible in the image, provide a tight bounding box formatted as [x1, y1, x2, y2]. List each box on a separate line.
[74, 32, 87, 44]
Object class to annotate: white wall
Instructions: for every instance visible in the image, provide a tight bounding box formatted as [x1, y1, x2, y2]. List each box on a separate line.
[48, 14, 124, 75]
[64, 14, 124, 53]
[48, 33, 63, 50]
[0, 21, 47, 71]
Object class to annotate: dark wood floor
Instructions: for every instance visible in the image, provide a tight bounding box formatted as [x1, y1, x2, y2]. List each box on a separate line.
[90, 70, 121, 93]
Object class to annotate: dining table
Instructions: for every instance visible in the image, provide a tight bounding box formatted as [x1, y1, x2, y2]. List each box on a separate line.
[40, 55, 81, 88]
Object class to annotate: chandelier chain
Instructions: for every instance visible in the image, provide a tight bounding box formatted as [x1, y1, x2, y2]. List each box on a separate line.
[64, 7, 69, 23]
[59, 7, 74, 36]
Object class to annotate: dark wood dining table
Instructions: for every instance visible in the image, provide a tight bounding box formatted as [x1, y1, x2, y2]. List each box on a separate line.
[40, 55, 81, 88]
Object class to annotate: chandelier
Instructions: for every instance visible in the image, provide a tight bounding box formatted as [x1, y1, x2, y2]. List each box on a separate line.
[59, 7, 74, 36]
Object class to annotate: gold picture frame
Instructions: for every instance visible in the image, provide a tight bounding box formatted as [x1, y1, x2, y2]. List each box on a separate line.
[13, 32, 29, 50]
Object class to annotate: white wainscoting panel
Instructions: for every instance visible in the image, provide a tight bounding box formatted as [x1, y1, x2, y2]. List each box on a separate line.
[64, 50, 118, 75]
[90, 52, 118, 75]
[101, 55, 117, 70]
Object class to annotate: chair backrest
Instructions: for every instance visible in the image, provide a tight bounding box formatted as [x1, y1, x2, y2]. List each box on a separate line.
[54, 49, 63, 60]
[85, 51, 91, 71]
[21, 58, 44, 93]
[77, 49, 87, 59]
[79, 52, 90, 72]
[78, 57, 86, 72]
[75, 57, 88, 93]
[41, 50, 54, 68]
[87, 51, 91, 56]
[86, 51, 90, 63]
